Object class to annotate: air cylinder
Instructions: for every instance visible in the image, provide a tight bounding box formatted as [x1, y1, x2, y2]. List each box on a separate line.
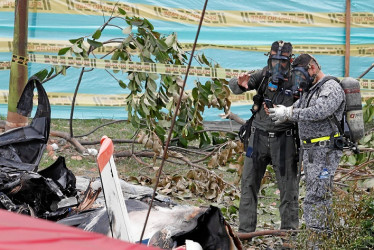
[340, 77, 365, 142]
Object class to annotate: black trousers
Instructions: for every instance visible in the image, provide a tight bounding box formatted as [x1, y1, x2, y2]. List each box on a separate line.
[238, 129, 299, 233]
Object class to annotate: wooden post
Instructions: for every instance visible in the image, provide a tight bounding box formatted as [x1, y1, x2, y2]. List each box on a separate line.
[344, 0, 351, 77]
[6, 0, 29, 131]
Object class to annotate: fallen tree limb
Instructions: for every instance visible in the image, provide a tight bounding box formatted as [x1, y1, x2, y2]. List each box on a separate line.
[171, 152, 238, 191]
[223, 111, 245, 125]
[131, 154, 153, 168]
[236, 230, 295, 240]
[114, 149, 238, 191]
[50, 130, 86, 153]
[80, 139, 138, 145]
[335, 159, 374, 182]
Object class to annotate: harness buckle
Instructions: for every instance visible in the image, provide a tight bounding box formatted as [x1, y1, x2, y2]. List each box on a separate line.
[285, 130, 293, 136]
[319, 140, 328, 147]
[268, 132, 276, 138]
[251, 126, 256, 133]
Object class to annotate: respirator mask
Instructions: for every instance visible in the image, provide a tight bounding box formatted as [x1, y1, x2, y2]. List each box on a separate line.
[290, 66, 314, 92]
[267, 47, 291, 85]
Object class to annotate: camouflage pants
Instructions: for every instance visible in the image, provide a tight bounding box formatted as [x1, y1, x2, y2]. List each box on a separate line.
[238, 130, 299, 233]
[303, 146, 342, 231]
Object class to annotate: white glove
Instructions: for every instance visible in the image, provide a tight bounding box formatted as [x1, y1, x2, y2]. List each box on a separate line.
[269, 105, 293, 124]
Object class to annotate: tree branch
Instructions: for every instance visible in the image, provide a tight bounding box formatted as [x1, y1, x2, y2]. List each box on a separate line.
[236, 230, 300, 240]
[50, 130, 86, 153]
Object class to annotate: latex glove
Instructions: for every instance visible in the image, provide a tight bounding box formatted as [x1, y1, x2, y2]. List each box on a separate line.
[269, 105, 293, 124]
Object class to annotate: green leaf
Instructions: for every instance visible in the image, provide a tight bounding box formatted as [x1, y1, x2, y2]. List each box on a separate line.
[137, 104, 146, 118]
[365, 97, 374, 106]
[178, 137, 188, 148]
[58, 47, 71, 55]
[87, 39, 103, 48]
[130, 114, 140, 127]
[148, 73, 159, 80]
[118, 80, 127, 89]
[156, 39, 169, 52]
[61, 66, 67, 76]
[111, 51, 120, 60]
[199, 132, 211, 148]
[142, 18, 154, 30]
[129, 42, 136, 50]
[192, 88, 199, 100]
[33, 69, 49, 81]
[92, 29, 101, 40]
[155, 125, 166, 138]
[201, 53, 210, 65]
[118, 7, 127, 15]
[119, 51, 128, 61]
[46, 68, 55, 78]
[348, 154, 357, 165]
[147, 79, 157, 92]
[69, 38, 81, 44]
[141, 101, 150, 116]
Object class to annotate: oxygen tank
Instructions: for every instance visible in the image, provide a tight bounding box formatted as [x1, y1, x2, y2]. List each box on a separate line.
[340, 77, 365, 142]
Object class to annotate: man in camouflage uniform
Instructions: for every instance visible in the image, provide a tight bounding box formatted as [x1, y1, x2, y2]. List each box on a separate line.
[269, 54, 345, 233]
[229, 41, 299, 234]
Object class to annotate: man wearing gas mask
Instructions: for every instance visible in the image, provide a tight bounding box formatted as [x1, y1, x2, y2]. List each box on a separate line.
[229, 41, 299, 235]
[269, 54, 345, 238]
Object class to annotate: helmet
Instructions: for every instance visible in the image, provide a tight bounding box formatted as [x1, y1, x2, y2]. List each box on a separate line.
[267, 40, 293, 84]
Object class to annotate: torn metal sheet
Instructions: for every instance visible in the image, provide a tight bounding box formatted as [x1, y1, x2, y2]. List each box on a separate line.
[0, 76, 50, 172]
[96, 136, 133, 242]
[38, 156, 77, 197]
[0, 156, 77, 219]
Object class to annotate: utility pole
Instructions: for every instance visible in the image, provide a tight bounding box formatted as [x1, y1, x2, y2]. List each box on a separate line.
[6, 0, 29, 131]
[344, 0, 351, 77]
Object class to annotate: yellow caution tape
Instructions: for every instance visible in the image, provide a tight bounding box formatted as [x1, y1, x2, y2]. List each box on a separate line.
[1, 0, 374, 28]
[0, 90, 128, 107]
[1, 38, 374, 57]
[1, 53, 374, 91]
[0, 60, 11, 70]
[11, 54, 28, 66]
[0, 89, 373, 106]
[27, 54, 248, 78]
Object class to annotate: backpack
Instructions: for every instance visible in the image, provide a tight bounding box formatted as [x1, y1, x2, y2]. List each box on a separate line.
[310, 76, 365, 153]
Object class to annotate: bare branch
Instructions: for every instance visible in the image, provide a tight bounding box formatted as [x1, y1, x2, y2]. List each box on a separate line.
[50, 130, 86, 153]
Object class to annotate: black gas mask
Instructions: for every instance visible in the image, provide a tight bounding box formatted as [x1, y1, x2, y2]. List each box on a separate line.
[291, 66, 314, 92]
[267, 48, 291, 85]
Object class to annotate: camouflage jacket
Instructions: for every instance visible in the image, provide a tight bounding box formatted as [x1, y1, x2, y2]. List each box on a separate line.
[290, 77, 346, 140]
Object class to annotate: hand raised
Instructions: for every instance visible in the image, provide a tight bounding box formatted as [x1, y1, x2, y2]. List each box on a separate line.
[238, 72, 250, 89]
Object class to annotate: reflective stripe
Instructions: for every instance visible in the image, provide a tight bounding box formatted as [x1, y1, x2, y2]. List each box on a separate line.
[302, 132, 340, 144]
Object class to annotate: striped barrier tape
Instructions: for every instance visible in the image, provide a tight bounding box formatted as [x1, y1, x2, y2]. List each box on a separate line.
[1, 39, 374, 57]
[1, 53, 374, 89]
[27, 54, 248, 79]
[0, 60, 11, 70]
[0, 88, 373, 107]
[11, 54, 28, 66]
[1, 0, 374, 28]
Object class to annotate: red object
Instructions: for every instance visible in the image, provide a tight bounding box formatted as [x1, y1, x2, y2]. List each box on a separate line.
[97, 136, 114, 172]
[0, 209, 158, 250]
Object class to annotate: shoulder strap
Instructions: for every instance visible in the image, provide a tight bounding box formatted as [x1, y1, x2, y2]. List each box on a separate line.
[306, 76, 339, 107]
